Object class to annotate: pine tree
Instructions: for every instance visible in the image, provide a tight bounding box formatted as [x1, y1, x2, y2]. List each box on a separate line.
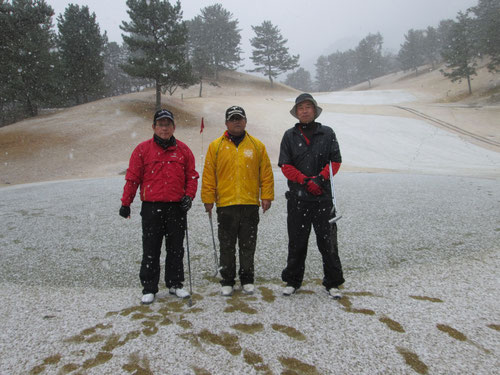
[248, 20, 299, 86]
[102, 42, 151, 96]
[187, 15, 211, 97]
[284, 67, 312, 92]
[187, 4, 242, 84]
[440, 11, 478, 94]
[398, 29, 426, 76]
[470, 0, 500, 72]
[333, 50, 359, 89]
[315, 50, 359, 92]
[0, 0, 14, 122]
[120, 0, 195, 109]
[422, 26, 441, 69]
[57, 4, 107, 105]
[1, 0, 57, 118]
[355, 32, 384, 88]
[314, 55, 330, 92]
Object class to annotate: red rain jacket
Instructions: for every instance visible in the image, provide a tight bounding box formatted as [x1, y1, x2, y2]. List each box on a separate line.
[121, 137, 199, 206]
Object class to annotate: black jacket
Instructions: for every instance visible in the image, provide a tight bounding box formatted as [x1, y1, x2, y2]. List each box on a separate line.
[278, 122, 341, 201]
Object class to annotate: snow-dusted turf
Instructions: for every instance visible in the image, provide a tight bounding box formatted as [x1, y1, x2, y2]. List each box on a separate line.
[322, 112, 500, 177]
[315, 90, 417, 105]
[1, 171, 499, 374]
[286, 90, 417, 106]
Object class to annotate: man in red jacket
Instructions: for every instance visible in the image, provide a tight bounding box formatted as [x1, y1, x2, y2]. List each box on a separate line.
[119, 109, 199, 305]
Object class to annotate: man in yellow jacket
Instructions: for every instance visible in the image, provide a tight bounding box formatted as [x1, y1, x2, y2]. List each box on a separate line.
[202, 106, 274, 296]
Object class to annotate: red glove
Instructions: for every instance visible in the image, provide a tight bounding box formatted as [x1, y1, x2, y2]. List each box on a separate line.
[306, 179, 323, 195]
[281, 164, 308, 184]
[319, 162, 341, 180]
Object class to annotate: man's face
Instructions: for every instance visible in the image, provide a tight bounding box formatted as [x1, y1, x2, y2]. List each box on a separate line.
[152, 118, 175, 140]
[225, 115, 247, 136]
[296, 101, 316, 124]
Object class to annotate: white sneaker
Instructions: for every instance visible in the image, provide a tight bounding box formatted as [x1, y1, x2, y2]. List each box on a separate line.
[242, 284, 255, 295]
[221, 286, 233, 296]
[169, 287, 190, 299]
[328, 287, 342, 299]
[141, 293, 155, 305]
[283, 286, 297, 296]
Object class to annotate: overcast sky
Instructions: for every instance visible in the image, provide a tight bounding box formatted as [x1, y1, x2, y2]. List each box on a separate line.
[47, 0, 478, 73]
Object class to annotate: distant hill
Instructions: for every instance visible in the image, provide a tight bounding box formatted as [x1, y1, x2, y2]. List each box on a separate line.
[346, 60, 500, 105]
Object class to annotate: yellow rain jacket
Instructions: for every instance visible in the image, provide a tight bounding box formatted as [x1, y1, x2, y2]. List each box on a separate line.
[202, 132, 274, 207]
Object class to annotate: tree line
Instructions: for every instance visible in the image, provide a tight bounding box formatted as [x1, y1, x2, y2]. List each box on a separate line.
[286, 0, 500, 93]
[1, 0, 498, 126]
[1, 0, 298, 126]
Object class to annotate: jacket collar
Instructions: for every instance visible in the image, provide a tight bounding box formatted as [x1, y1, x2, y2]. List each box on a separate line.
[293, 122, 323, 134]
[153, 134, 176, 149]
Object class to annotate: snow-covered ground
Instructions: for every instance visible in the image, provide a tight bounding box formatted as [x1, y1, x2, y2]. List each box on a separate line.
[323, 111, 500, 176]
[312, 90, 417, 105]
[1, 173, 499, 374]
[1, 89, 499, 374]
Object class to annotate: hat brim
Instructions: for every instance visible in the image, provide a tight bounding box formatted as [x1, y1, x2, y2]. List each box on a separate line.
[290, 99, 322, 120]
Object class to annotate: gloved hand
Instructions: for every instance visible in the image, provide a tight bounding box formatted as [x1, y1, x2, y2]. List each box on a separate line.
[119, 205, 131, 218]
[311, 175, 326, 186]
[180, 195, 192, 212]
[306, 178, 323, 196]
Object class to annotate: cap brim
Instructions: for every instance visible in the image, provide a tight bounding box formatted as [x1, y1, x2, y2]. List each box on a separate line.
[156, 115, 174, 122]
[226, 114, 246, 121]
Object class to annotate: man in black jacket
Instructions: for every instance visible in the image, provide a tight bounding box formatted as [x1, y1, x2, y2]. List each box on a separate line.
[278, 93, 345, 299]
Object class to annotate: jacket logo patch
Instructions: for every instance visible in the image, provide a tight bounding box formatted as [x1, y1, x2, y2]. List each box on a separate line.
[243, 149, 254, 158]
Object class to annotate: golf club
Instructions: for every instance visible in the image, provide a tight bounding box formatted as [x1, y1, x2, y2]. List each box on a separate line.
[208, 210, 221, 277]
[328, 162, 342, 224]
[185, 216, 193, 307]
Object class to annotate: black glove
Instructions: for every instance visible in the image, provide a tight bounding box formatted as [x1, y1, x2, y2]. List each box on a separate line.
[119, 205, 130, 218]
[180, 195, 192, 212]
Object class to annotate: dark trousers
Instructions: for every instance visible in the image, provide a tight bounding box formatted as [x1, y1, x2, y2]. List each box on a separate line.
[140, 201, 185, 294]
[282, 197, 344, 290]
[217, 205, 260, 287]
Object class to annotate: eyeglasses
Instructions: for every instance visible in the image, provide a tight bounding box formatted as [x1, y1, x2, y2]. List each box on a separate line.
[228, 116, 244, 122]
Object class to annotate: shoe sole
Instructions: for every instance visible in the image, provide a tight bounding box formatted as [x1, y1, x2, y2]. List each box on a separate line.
[242, 288, 254, 295]
[327, 289, 342, 300]
[169, 291, 190, 299]
[283, 288, 298, 296]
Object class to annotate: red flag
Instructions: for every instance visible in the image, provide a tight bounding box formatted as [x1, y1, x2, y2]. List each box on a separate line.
[200, 117, 205, 133]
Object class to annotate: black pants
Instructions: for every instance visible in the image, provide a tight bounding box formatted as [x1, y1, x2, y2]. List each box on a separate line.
[282, 197, 344, 290]
[140, 201, 185, 294]
[217, 205, 260, 287]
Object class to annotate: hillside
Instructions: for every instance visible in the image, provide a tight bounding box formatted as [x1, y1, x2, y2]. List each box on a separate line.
[0, 67, 498, 186]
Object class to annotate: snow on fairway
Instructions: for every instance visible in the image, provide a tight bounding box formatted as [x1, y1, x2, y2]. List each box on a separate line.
[322, 111, 500, 176]
[287, 90, 417, 105]
[0, 173, 499, 374]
